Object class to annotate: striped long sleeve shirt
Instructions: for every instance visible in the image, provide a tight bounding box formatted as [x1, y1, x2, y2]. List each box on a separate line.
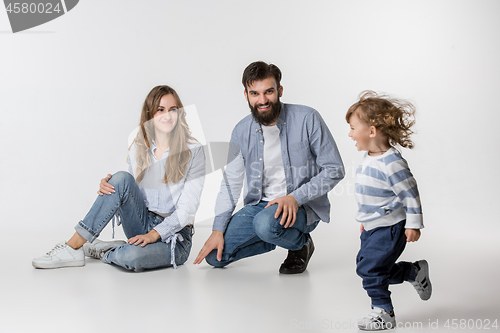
[354, 147, 423, 231]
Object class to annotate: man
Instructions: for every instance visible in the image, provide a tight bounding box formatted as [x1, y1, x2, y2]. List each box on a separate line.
[194, 61, 344, 273]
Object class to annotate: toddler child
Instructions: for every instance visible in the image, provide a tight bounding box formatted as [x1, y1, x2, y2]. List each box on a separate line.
[346, 91, 431, 331]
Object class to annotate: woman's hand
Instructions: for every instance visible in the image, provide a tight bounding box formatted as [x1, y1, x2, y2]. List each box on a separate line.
[97, 174, 115, 196]
[128, 230, 161, 247]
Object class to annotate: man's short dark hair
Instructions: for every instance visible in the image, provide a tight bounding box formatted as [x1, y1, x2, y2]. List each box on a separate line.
[242, 61, 282, 91]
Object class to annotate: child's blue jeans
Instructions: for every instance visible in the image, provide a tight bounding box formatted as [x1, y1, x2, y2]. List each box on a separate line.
[356, 220, 417, 312]
[74, 171, 193, 271]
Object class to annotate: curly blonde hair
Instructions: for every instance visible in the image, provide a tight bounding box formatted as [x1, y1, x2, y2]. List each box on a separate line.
[131, 85, 196, 184]
[346, 90, 416, 149]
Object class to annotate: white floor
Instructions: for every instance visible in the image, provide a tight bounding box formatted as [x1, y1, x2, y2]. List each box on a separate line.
[3, 220, 499, 333]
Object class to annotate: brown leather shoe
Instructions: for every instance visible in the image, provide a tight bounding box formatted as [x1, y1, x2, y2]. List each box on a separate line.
[279, 236, 315, 274]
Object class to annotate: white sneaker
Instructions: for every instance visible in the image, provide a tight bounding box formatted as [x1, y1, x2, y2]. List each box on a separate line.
[411, 260, 432, 300]
[32, 241, 85, 269]
[358, 307, 396, 331]
[83, 239, 126, 259]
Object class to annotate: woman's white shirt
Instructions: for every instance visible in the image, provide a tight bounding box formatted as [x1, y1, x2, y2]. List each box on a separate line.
[127, 140, 206, 241]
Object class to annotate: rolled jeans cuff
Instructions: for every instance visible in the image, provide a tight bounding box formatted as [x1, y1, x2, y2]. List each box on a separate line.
[75, 220, 98, 243]
[372, 302, 393, 313]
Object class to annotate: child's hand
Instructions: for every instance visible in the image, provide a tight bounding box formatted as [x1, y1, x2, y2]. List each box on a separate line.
[360, 224, 365, 233]
[405, 229, 421, 242]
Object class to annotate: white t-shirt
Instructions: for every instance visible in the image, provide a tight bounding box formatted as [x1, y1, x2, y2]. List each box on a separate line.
[261, 125, 287, 201]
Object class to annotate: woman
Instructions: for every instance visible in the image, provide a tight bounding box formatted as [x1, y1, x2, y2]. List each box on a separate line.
[32, 85, 205, 271]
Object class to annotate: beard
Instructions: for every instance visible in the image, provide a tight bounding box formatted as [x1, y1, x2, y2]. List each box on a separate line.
[249, 98, 281, 126]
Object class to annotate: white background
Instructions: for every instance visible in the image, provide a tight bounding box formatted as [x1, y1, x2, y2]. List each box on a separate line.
[1, 1, 499, 332]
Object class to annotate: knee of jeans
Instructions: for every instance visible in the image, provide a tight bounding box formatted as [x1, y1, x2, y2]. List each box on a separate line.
[356, 262, 366, 279]
[356, 254, 371, 277]
[108, 171, 135, 189]
[112, 246, 142, 271]
[254, 211, 280, 243]
[205, 250, 226, 268]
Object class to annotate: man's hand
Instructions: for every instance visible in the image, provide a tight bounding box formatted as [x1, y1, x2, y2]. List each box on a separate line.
[193, 231, 224, 264]
[265, 194, 299, 228]
[128, 230, 160, 247]
[97, 174, 115, 196]
[405, 229, 421, 242]
[360, 224, 365, 233]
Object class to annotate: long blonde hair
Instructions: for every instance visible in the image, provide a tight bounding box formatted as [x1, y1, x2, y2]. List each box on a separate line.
[131, 85, 196, 183]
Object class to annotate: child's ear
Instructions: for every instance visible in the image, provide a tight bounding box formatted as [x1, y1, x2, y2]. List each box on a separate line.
[369, 126, 377, 138]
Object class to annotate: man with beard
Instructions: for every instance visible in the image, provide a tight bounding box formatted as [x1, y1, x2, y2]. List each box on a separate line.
[194, 61, 344, 274]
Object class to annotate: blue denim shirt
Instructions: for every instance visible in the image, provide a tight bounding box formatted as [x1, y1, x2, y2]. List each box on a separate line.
[213, 103, 345, 232]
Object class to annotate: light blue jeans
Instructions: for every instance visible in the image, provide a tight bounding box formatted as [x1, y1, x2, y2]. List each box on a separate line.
[75, 171, 193, 272]
[206, 201, 319, 267]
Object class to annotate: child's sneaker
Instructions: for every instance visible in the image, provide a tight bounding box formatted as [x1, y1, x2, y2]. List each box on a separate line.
[83, 239, 126, 259]
[32, 241, 85, 269]
[411, 260, 432, 300]
[358, 307, 396, 331]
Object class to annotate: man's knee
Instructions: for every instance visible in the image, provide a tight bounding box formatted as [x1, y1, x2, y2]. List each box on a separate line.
[205, 250, 227, 268]
[254, 209, 281, 243]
